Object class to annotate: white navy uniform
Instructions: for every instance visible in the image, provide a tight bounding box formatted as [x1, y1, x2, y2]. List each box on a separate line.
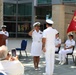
[31, 30, 42, 56]
[59, 39, 75, 62]
[43, 27, 58, 75]
[55, 37, 61, 51]
[0, 31, 9, 46]
[0, 60, 24, 75]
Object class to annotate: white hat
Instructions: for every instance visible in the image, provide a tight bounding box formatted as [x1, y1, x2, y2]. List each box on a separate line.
[1, 25, 6, 28]
[68, 33, 73, 36]
[46, 19, 54, 24]
[33, 22, 40, 27]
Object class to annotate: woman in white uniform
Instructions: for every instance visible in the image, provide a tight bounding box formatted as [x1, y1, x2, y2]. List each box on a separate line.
[59, 34, 75, 65]
[29, 22, 42, 70]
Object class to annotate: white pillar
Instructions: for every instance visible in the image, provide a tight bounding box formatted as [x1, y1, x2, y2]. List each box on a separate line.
[52, 4, 65, 42]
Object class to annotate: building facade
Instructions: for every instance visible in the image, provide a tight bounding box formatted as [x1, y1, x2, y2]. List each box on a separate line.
[0, 0, 76, 42]
[52, 0, 76, 42]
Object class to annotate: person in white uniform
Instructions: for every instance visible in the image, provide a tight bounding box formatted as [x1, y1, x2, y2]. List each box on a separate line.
[59, 34, 75, 65]
[29, 22, 42, 70]
[42, 19, 58, 75]
[55, 33, 61, 52]
[0, 25, 9, 46]
[0, 45, 24, 75]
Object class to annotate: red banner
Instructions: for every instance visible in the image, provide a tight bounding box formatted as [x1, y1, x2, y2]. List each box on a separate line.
[67, 11, 76, 33]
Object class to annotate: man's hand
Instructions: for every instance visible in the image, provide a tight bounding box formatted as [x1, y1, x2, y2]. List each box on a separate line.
[43, 47, 46, 52]
[42, 38, 46, 52]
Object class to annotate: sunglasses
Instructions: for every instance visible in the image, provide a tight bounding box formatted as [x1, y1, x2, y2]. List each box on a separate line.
[35, 25, 40, 27]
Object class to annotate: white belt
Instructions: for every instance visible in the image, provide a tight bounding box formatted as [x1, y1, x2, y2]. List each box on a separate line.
[33, 41, 41, 43]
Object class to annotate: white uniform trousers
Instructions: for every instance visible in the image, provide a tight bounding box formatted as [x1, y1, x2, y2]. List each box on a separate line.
[59, 49, 72, 62]
[55, 47, 58, 52]
[45, 46, 55, 75]
[6, 39, 8, 46]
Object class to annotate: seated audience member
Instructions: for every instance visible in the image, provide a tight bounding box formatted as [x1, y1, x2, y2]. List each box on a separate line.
[0, 45, 24, 75]
[55, 33, 61, 52]
[59, 34, 75, 65]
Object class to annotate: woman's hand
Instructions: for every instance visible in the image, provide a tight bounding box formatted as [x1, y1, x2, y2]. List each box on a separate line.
[28, 27, 35, 36]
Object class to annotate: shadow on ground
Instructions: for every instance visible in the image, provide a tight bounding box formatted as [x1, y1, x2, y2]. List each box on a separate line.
[18, 55, 76, 75]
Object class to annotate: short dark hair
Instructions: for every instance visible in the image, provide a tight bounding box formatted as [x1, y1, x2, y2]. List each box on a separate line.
[69, 35, 73, 39]
[2, 27, 6, 29]
[46, 23, 52, 26]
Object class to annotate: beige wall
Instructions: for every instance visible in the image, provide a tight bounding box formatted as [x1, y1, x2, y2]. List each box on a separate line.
[52, 4, 65, 42]
[0, 0, 3, 29]
[64, 5, 76, 40]
[52, 4, 76, 42]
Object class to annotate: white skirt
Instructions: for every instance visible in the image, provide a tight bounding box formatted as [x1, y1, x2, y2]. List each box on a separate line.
[31, 42, 42, 56]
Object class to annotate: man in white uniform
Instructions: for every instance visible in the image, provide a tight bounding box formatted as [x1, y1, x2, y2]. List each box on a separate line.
[0, 45, 24, 75]
[59, 34, 75, 65]
[0, 25, 9, 46]
[42, 19, 58, 75]
[55, 33, 61, 52]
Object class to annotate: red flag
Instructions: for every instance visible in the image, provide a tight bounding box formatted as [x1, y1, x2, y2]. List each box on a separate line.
[67, 11, 76, 33]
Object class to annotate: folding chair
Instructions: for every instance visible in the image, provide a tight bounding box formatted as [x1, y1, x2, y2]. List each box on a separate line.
[16, 40, 27, 56]
[55, 46, 61, 54]
[66, 46, 75, 64]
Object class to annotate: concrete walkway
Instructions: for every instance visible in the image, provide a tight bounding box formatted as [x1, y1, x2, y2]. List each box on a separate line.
[8, 38, 76, 75]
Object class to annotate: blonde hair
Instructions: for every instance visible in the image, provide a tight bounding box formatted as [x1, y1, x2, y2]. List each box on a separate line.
[0, 45, 8, 60]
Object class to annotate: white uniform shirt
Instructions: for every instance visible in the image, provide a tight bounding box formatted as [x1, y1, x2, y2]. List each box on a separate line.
[32, 30, 42, 42]
[65, 39, 75, 49]
[0, 31, 9, 37]
[43, 27, 58, 49]
[0, 31, 9, 46]
[55, 37, 61, 46]
[0, 60, 24, 75]
[31, 30, 43, 56]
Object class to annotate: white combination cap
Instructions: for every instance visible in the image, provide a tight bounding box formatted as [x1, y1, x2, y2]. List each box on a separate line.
[1, 25, 6, 28]
[46, 19, 54, 24]
[68, 33, 73, 36]
[33, 22, 40, 27]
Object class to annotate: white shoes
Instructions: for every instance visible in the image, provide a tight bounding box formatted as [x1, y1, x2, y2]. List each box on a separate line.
[61, 62, 65, 65]
[43, 73, 47, 75]
[59, 61, 65, 65]
[43, 73, 46, 75]
[43, 73, 53, 75]
[35, 68, 38, 71]
[59, 62, 62, 65]
[35, 68, 40, 71]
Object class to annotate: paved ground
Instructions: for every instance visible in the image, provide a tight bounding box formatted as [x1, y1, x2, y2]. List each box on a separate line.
[8, 38, 76, 75]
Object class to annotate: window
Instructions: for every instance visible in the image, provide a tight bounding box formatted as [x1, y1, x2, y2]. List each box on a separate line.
[63, 0, 76, 2]
[3, 2, 32, 37]
[36, 6, 52, 19]
[18, 23, 31, 32]
[18, 3, 32, 16]
[38, 0, 52, 4]
[4, 3, 16, 15]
